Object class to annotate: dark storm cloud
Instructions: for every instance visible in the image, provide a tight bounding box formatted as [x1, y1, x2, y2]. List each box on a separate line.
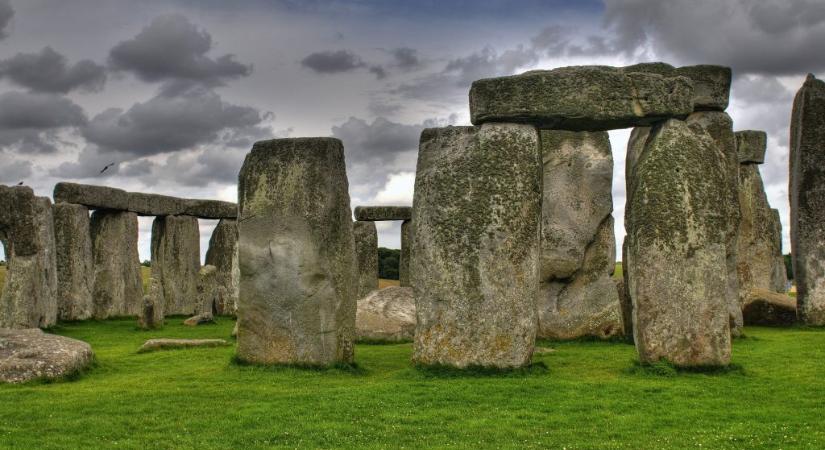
[0, 0, 13, 40]
[82, 87, 266, 157]
[109, 14, 251, 89]
[300, 50, 366, 74]
[0, 91, 87, 153]
[0, 47, 106, 94]
[0, 159, 32, 184]
[390, 47, 420, 70]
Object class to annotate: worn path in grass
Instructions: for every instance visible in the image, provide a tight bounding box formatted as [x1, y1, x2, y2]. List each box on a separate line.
[1, 318, 823, 449]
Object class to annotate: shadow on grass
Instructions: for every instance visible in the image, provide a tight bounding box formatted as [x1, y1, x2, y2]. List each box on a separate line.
[229, 355, 369, 376]
[624, 359, 746, 378]
[412, 361, 549, 379]
[355, 339, 412, 345]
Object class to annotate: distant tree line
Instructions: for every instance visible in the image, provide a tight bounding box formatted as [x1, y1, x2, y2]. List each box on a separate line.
[378, 247, 400, 280]
[785, 254, 793, 280]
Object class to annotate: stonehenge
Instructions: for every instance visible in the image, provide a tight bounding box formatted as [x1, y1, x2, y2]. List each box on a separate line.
[236, 137, 357, 366]
[353, 220, 378, 298]
[353, 206, 412, 289]
[90, 210, 143, 318]
[151, 215, 201, 316]
[205, 219, 240, 316]
[53, 203, 94, 321]
[790, 74, 825, 326]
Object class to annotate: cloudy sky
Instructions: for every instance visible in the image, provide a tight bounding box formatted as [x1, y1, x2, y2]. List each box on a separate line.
[0, 0, 821, 261]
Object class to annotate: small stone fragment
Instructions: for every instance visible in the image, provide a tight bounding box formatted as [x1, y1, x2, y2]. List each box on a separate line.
[138, 338, 229, 353]
[183, 311, 215, 326]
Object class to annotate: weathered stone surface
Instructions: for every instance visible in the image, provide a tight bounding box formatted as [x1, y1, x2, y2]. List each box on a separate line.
[399, 219, 411, 287]
[686, 111, 743, 336]
[353, 221, 378, 298]
[356, 286, 415, 342]
[735, 130, 767, 164]
[469, 66, 694, 130]
[236, 137, 357, 366]
[622, 63, 731, 111]
[614, 277, 633, 337]
[137, 338, 229, 353]
[737, 165, 787, 299]
[126, 192, 184, 216]
[54, 203, 93, 321]
[54, 182, 129, 211]
[181, 199, 237, 219]
[0, 328, 94, 383]
[0, 185, 39, 257]
[742, 289, 797, 326]
[183, 311, 214, 326]
[537, 130, 622, 339]
[626, 119, 731, 367]
[90, 210, 142, 318]
[197, 265, 218, 314]
[353, 206, 412, 221]
[151, 215, 200, 316]
[769, 209, 789, 292]
[411, 124, 540, 368]
[790, 75, 825, 325]
[138, 277, 164, 330]
[0, 197, 58, 329]
[205, 219, 239, 315]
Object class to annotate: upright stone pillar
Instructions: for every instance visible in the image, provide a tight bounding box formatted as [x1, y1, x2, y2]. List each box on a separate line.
[353, 220, 378, 298]
[90, 210, 142, 319]
[626, 119, 731, 367]
[53, 203, 94, 321]
[151, 215, 201, 316]
[399, 220, 411, 287]
[790, 74, 825, 325]
[205, 218, 239, 315]
[236, 137, 357, 366]
[411, 124, 540, 369]
[769, 209, 788, 292]
[537, 130, 622, 339]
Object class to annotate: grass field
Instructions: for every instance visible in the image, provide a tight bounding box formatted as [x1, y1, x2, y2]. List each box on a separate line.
[1, 319, 823, 448]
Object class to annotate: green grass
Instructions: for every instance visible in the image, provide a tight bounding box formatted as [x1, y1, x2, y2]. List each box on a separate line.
[1, 320, 824, 449]
[614, 261, 623, 279]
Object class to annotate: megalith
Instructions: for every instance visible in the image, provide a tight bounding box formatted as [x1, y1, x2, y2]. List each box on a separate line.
[537, 130, 622, 339]
[205, 218, 239, 315]
[151, 215, 201, 316]
[236, 137, 357, 366]
[790, 74, 825, 325]
[399, 219, 411, 287]
[90, 210, 142, 319]
[411, 124, 540, 369]
[353, 220, 378, 298]
[197, 264, 219, 314]
[625, 119, 731, 367]
[53, 203, 94, 321]
[138, 277, 164, 330]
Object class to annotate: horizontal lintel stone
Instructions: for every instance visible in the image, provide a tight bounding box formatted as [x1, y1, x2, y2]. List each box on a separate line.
[354, 206, 412, 221]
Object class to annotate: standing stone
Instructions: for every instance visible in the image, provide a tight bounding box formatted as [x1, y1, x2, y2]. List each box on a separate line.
[353, 221, 378, 298]
[205, 219, 239, 315]
[537, 130, 622, 339]
[626, 119, 731, 367]
[399, 220, 411, 287]
[236, 137, 357, 366]
[769, 209, 789, 292]
[412, 124, 540, 369]
[138, 277, 164, 330]
[790, 74, 825, 325]
[90, 210, 142, 319]
[53, 203, 94, 321]
[686, 111, 743, 336]
[197, 265, 219, 314]
[151, 215, 200, 316]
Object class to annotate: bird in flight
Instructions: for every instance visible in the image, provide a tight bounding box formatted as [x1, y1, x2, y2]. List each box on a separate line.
[99, 162, 115, 174]
[16, 181, 23, 185]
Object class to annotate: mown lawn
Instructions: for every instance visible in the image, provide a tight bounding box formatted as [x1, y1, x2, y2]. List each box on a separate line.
[1, 319, 823, 449]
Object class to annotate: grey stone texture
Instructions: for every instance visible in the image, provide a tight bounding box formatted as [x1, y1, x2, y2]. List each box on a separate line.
[790, 75, 825, 325]
[0, 328, 94, 383]
[353, 221, 378, 299]
[54, 182, 129, 211]
[686, 111, 743, 336]
[53, 203, 94, 321]
[0, 185, 39, 257]
[537, 130, 622, 339]
[622, 63, 732, 111]
[356, 286, 415, 342]
[769, 209, 789, 292]
[741, 289, 797, 326]
[236, 137, 357, 366]
[469, 66, 694, 130]
[735, 130, 768, 164]
[205, 219, 239, 315]
[353, 206, 412, 221]
[197, 264, 219, 314]
[138, 338, 229, 353]
[183, 311, 214, 326]
[89, 210, 142, 319]
[138, 277, 164, 330]
[411, 124, 540, 369]
[151, 215, 201, 316]
[625, 119, 731, 367]
[399, 219, 411, 287]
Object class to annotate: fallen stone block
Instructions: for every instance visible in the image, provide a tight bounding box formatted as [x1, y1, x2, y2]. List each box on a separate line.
[137, 338, 229, 353]
[356, 286, 415, 342]
[0, 328, 94, 383]
[742, 289, 797, 326]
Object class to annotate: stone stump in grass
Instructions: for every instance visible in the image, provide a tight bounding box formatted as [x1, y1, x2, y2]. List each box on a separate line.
[90, 210, 142, 319]
[353, 220, 378, 299]
[151, 215, 200, 316]
[411, 124, 540, 369]
[236, 137, 357, 366]
[138, 277, 164, 330]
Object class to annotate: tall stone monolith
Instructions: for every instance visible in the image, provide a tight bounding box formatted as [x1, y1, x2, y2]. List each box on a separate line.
[53, 203, 94, 321]
[151, 215, 201, 316]
[236, 137, 357, 366]
[205, 218, 239, 315]
[411, 124, 541, 369]
[790, 74, 825, 325]
[353, 220, 378, 298]
[626, 119, 731, 367]
[90, 210, 142, 318]
[537, 130, 622, 339]
[399, 219, 411, 287]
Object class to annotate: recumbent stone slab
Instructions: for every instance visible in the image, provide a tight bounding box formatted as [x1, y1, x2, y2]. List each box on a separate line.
[0, 328, 94, 383]
[236, 137, 357, 366]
